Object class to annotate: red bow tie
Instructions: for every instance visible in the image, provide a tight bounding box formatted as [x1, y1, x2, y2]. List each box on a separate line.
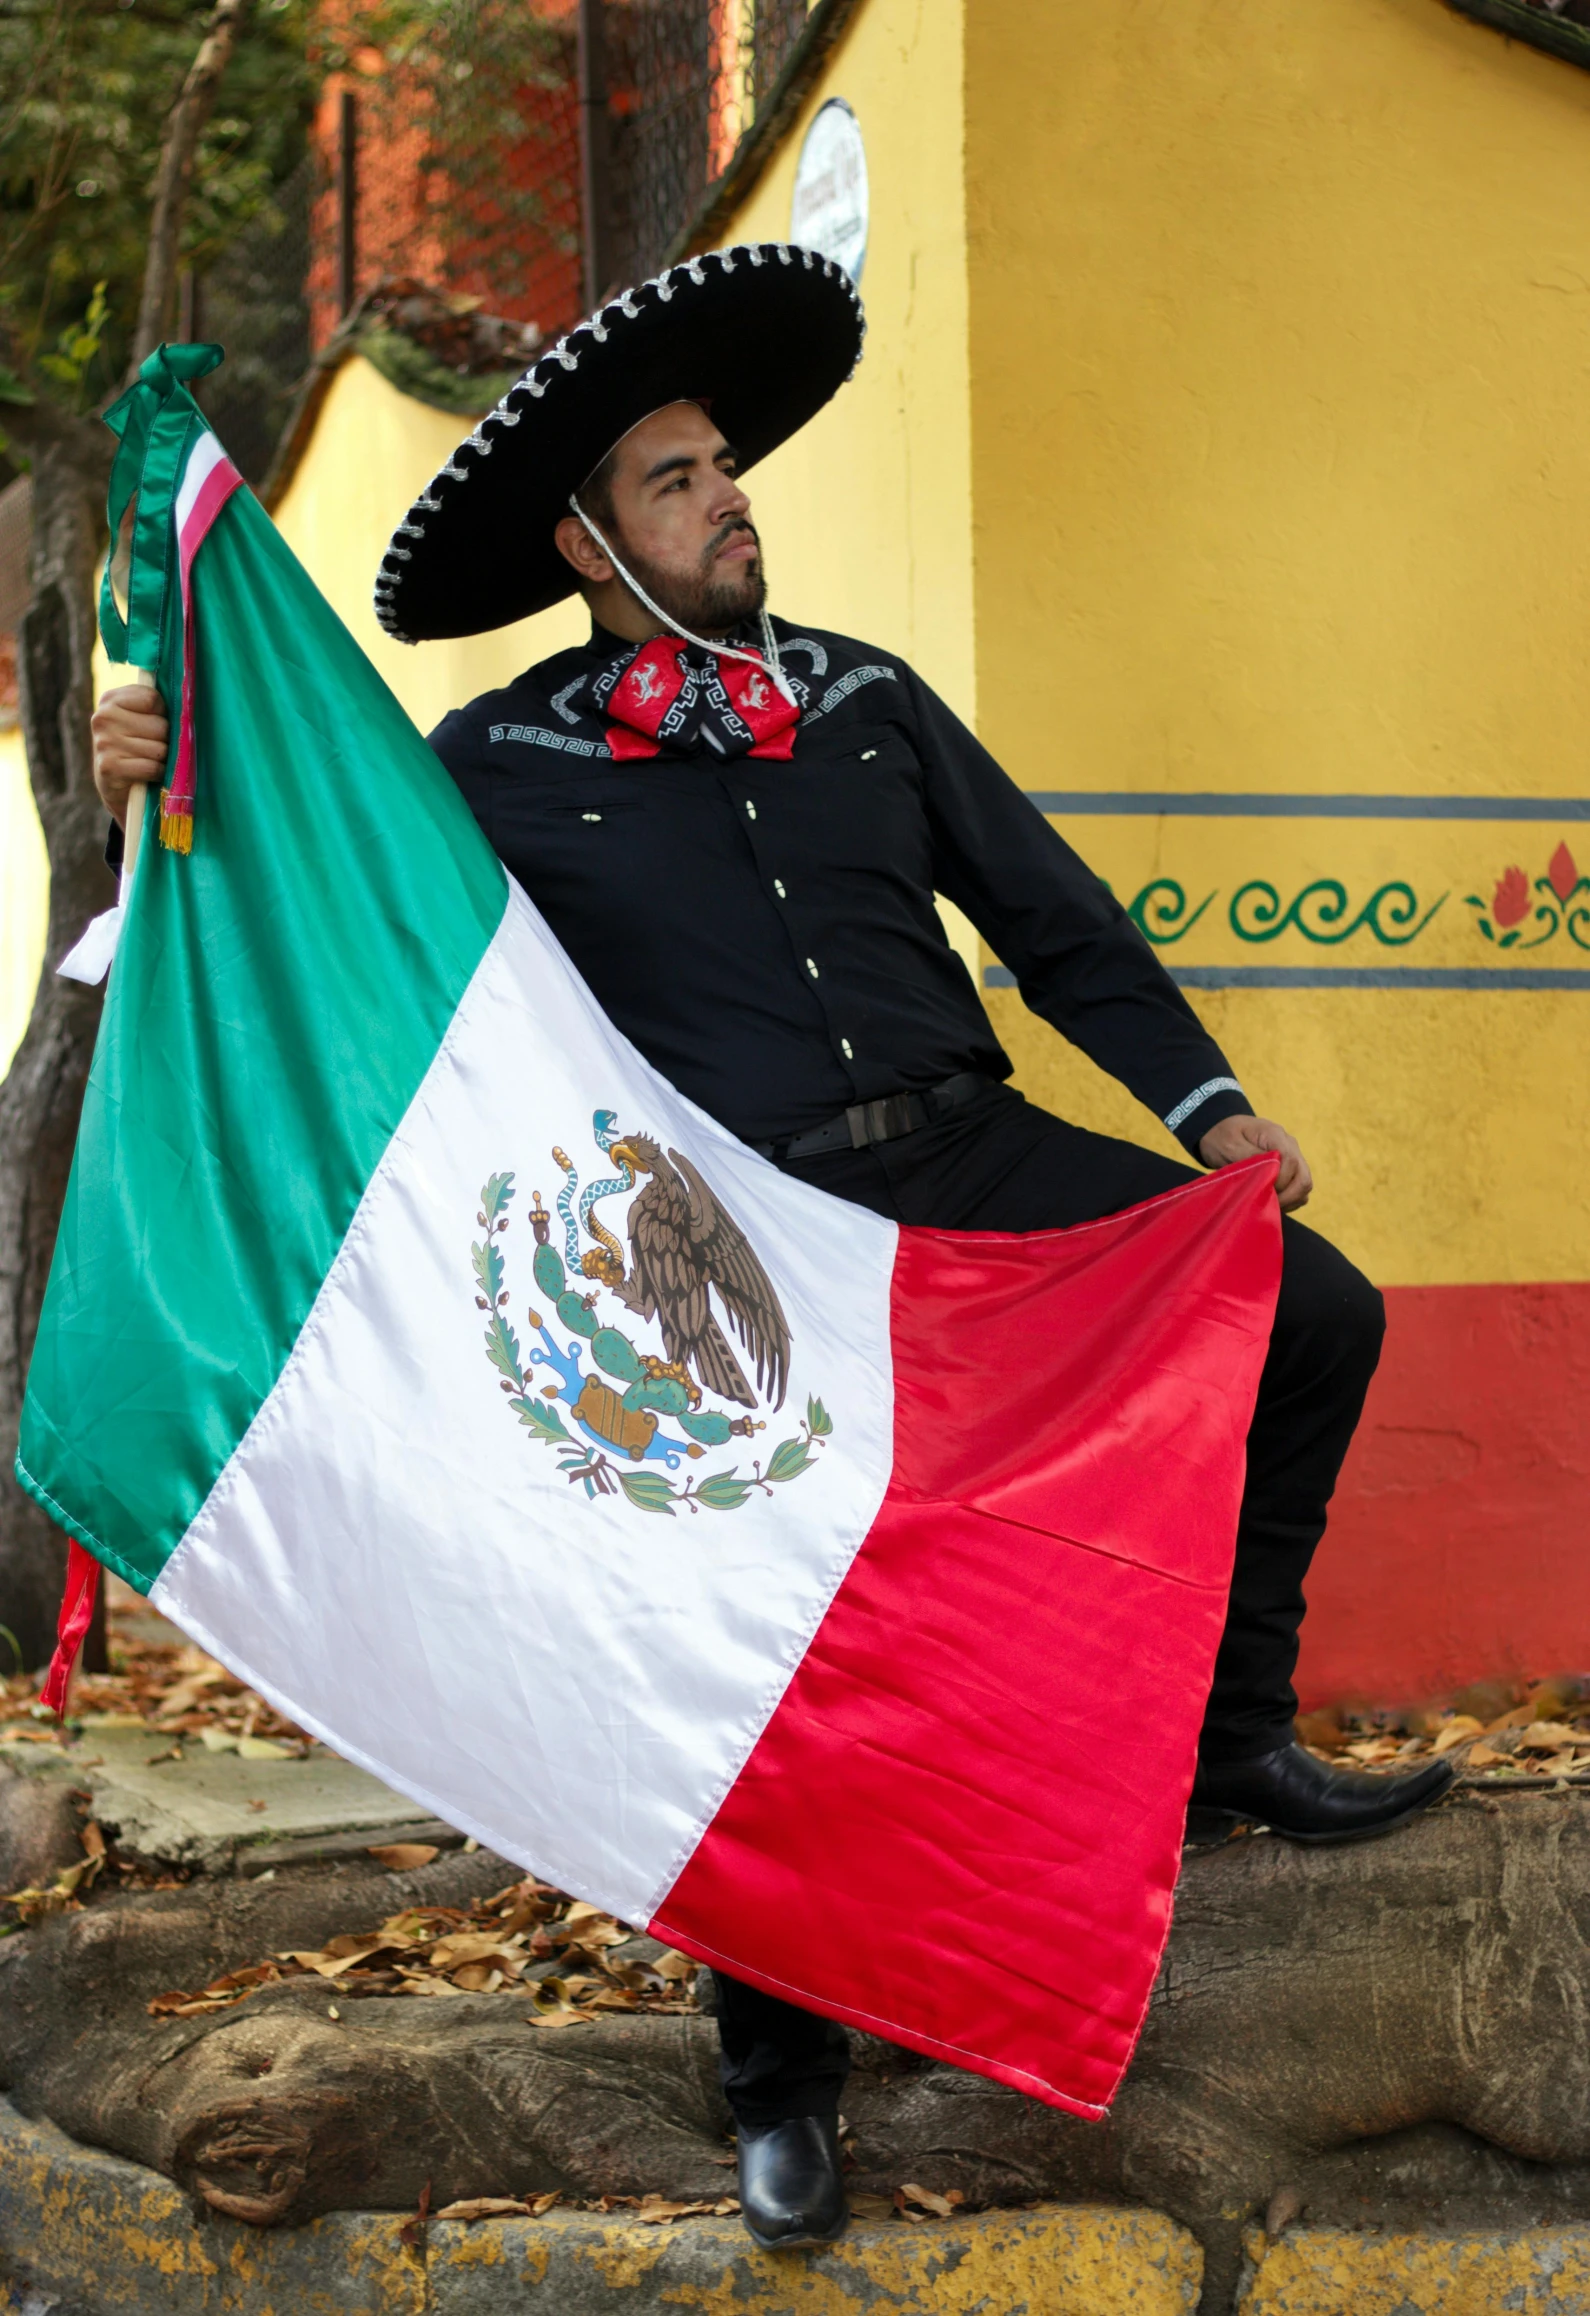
[602, 636, 801, 762]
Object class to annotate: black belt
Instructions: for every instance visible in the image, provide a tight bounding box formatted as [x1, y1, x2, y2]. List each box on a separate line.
[753, 1071, 994, 1163]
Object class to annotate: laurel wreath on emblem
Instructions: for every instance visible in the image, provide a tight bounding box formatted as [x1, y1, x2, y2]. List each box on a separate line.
[470, 1112, 833, 1514]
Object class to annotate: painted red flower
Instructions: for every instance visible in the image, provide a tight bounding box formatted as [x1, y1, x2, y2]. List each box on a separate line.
[1493, 866, 1530, 928]
[1548, 841, 1579, 904]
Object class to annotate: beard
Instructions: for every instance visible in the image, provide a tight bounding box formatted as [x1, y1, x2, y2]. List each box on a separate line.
[615, 519, 767, 637]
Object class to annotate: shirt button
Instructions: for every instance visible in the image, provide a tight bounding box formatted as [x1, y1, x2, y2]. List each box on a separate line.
[841, 1038, 854, 1059]
[773, 878, 787, 898]
[806, 957, 819, 978]
[745, 800, 758, 820]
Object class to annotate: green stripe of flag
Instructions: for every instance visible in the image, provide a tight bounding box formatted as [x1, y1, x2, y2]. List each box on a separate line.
[19, 465, 505, 1590]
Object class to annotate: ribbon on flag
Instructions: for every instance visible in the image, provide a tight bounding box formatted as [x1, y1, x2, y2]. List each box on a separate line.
[99, 343, 242, 854]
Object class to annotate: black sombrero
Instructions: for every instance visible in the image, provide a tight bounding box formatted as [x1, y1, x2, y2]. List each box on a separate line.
[374, 243, 865, 644]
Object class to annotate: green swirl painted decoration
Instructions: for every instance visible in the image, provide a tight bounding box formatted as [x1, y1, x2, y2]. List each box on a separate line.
[1126, 880, 1216, 945]
[1229, 880, 1447, 947]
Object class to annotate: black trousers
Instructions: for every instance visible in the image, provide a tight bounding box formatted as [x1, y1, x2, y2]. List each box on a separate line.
[716, 1082, 1386, 2126]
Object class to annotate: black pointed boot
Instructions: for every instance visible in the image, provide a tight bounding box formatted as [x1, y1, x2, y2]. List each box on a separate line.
[735, 2114, 848, 2249]
[1191, 1740, 1455, 1844]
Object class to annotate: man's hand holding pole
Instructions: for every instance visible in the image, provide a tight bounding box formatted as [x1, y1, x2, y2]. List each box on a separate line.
[90, 682, 168, 841]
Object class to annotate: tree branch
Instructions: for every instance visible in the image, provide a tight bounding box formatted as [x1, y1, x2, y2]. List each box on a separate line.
[127, 0, 250, 376]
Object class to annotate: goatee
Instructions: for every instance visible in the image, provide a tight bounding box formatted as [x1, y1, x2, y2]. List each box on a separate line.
[619, 523, 767, 638]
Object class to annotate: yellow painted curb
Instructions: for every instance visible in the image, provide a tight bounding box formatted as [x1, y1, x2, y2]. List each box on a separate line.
[426, 2202, 1205, 2312]
[0, 2098, 1202, 2313]
[1240, 2221, 1590, 2314]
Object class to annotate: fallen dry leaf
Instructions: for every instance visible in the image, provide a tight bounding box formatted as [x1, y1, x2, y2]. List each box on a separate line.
[1516, 1722, 1580, 1752]
[368, 1843, 440, 1872]
[1432, 1717, 1485, 1754]
[1265, 2184, 1306, 2237]
[525, 2003, 594, 2029]
[156, 1670, 228, 1719]
[428, 1931, 521, 1969]
[398, 2181, 433, 2255]
[434, 2196, 532, 2222]
[1465, 1744, 1508, 1769]
[897, 2182, 956, 2218]
[135, 1873, 695, 2024]
[633, 2196, 720, 2224]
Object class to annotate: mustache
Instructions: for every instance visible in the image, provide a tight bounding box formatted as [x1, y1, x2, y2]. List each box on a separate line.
[703, 517, 760, 567]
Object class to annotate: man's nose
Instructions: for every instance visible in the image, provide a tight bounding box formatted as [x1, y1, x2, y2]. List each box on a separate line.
[712, 475, 752, 524]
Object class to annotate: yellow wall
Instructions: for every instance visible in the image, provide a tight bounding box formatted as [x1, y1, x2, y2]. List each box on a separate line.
[962, 0, 1590, 1285]
[271, 355, 588, 737]
[0, 724, 47, 1074]
[712, 0, 976, 733]
[712, 0, 979, 970]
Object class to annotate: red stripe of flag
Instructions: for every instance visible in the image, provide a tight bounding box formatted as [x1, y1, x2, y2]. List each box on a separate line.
[653, 1156, 1282, 2115]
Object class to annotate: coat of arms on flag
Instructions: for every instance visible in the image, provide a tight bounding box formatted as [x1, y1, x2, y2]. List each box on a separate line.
[18, 345, 1281, 2123]
[475, 1115, 830, 1511]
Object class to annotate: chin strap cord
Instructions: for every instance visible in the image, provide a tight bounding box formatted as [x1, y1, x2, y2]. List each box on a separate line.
[567, 495, 796, 705]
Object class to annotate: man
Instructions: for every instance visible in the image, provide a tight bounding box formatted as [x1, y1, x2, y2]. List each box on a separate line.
[93, 243, 1451, 2249]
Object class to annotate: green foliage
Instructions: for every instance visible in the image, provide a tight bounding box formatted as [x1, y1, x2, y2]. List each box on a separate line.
[619, 1469, 678, 1517]
[470, 1236, 505, 1308]
[512, 1393, 571, 1445]
[483, 1312, 521, 1389]
[34, 275, 107, 401]
[358, 324, 515, 419]
[480, 1170, 515, 1222]
[806, 1395, 833, 1439]
[765, 1437, 813, 1485]
[693, 1471, 753, 1512]
[0, 0, 317, 402]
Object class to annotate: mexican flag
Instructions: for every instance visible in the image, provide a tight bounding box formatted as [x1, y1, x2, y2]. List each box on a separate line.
[19, 346, 1281, 2118]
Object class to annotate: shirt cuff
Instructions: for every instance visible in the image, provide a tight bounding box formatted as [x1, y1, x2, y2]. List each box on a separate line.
[1163, 1076, 1251, 1158]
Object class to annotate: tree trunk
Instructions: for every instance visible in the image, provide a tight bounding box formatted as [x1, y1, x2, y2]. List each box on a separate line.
[129, 0, 250, 373]
[0, 0, 250, 1672]
[7, 1794, 1590, 2314]
[0, 409, 115, 1670]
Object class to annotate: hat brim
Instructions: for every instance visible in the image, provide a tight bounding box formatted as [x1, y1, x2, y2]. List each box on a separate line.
[374, 244, 864, 644]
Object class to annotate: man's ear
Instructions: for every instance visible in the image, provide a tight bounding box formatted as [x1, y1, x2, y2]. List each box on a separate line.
[554, 513, 613, 584]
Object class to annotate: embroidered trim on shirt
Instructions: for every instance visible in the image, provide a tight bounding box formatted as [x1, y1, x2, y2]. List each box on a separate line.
[1163, 1077, 1245, 1134]
[488, 723, 612, 757]
[805, 664, 899, 723]
[779, 635, 830, 677]
[550, 678, 586, 727]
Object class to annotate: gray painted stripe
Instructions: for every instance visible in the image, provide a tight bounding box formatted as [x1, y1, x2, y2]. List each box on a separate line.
[983, 965, 1590, 992]
[1025, 792, 1590, 821]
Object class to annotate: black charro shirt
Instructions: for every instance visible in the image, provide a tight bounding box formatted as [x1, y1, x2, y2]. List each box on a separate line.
[427, 618, 1251, 1155]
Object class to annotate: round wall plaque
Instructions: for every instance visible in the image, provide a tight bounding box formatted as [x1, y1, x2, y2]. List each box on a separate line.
[789, 99, 869, 286]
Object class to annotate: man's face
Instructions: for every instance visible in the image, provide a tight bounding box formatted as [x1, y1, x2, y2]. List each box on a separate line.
[584, 403, 764, 634]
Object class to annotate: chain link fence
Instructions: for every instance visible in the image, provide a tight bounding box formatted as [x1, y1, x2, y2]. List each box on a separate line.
[197, 154, 317, 485]
[605, 0, 810, 298]
[193, 0, 826, 483]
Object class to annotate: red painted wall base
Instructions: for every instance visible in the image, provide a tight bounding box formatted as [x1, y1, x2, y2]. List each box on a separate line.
[1296, 1280, 1590, 1708]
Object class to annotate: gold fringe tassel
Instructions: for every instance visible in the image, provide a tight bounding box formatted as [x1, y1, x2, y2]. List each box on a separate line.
[158, 790, 193, 855]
